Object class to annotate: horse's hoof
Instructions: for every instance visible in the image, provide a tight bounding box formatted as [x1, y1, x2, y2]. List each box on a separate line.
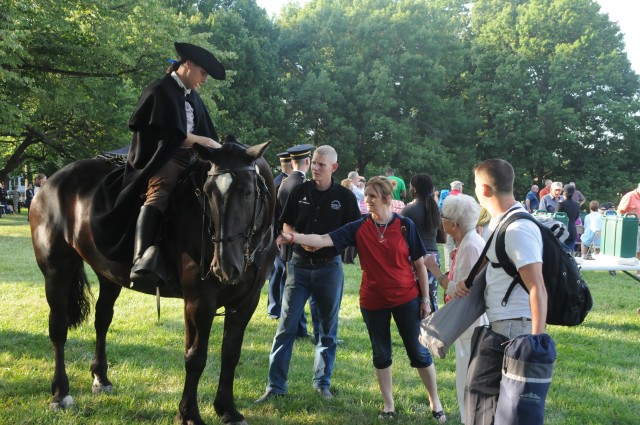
[176, 413, 206, 425]
[92, 375, 114, 394]
[50, 395, 74, 410]
[92, 383, 114, 394]
[221, 415, 248, 425]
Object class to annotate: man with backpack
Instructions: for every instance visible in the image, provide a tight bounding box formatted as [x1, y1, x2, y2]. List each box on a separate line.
[454, 158, 549, 424]
[455, 159, 547, 332]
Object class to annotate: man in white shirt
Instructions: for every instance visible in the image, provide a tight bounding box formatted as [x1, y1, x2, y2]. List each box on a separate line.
[455, 158, 548, 423]
[456, 158, 547, 332]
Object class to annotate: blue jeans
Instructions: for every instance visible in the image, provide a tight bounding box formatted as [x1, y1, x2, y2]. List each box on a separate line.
[360, 298, 433, 369]
[427, 250, 440, 312]
[267, 255, 286, 318]
[266, 254, 344, 393]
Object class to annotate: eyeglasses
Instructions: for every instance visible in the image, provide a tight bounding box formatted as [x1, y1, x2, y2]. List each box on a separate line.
[441, 214, 453, 221]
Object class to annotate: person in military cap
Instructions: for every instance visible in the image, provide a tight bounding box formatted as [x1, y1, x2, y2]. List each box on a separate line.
[267, 150, 293, 319]
[274, 151, 293, 193]
[269, 144, 318, 339]
[278, 144, 314, 213]
[91, 42, 226, 286]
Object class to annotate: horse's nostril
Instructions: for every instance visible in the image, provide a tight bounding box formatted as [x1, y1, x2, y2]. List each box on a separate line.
[210, 260, 242, 284]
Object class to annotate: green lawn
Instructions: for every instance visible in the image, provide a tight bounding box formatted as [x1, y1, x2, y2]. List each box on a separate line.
[1, 212, 639, 424]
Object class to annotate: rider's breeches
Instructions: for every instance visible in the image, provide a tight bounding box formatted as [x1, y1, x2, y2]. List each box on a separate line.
[144, 148, 192, 212]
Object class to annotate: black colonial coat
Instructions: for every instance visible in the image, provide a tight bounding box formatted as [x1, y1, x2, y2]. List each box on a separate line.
[91, 74, 218, 261]
[273, 171, 288, 194]
[276, 170, 305, 231]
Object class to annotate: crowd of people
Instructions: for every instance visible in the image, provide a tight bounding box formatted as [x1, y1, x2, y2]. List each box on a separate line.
[0, 174, 46, 219]
[524, 179, 638, 260]
[259, 138, 544, 423]
[260, 138, 640, 423]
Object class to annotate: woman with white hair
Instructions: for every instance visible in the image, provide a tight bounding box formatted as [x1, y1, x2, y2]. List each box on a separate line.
[424, 194, 489, 423]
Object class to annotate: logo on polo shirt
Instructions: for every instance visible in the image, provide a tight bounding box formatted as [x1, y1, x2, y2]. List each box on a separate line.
[330, 200, 341, 210]
[299, 196, 311, 206]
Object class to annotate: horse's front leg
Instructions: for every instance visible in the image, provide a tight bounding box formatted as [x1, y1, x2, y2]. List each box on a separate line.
[90, 275, 122, 393]
[178, 293, 214, 425]
[213, 288, 262, 425]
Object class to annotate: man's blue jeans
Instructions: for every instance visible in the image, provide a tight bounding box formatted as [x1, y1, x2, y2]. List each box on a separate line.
[266, 254, 344, 393]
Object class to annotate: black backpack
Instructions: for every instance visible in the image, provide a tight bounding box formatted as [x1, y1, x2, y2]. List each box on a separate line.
[492, 212, 593, 326]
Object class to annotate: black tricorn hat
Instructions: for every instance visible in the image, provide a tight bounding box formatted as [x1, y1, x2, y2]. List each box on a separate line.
[174, 42, 226, 80]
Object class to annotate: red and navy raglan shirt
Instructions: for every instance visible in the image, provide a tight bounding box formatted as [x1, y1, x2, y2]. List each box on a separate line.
[329, 213, 427, 310]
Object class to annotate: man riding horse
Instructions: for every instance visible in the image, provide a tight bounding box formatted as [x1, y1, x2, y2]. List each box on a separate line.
[32, 42, 277, 424]
[91, 42, 225, 286]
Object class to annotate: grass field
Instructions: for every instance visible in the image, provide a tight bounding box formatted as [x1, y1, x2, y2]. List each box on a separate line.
[1, 211, 639, 424]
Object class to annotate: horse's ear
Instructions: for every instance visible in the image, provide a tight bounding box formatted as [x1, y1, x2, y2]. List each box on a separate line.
[192, 142, 215, 161]
[246, 140, 271, 160]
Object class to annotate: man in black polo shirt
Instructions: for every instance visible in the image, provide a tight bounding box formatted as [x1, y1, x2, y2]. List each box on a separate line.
[275, 144, 318, 340]
[256, 145, 360, 402]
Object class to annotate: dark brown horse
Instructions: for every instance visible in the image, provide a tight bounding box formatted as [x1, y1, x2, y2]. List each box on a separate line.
[30, 140, 276, 425]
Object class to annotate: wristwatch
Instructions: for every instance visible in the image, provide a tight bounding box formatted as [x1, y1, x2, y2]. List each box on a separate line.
[419, 297, 430, 304]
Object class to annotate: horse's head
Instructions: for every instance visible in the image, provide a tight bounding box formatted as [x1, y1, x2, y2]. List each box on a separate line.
[193, 136, 275, 284]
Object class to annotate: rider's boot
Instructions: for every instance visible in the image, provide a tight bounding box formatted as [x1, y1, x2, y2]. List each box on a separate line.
[130, 205, 164, 286]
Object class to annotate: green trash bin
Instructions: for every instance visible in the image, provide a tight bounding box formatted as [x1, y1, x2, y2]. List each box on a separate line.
[601, 213, 639, 258]
[579, 211, 587, 225]
[533, 210, 550, 220]
[549, 212, 568, 228]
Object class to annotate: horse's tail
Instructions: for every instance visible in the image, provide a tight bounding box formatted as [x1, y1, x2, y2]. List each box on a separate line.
[68, 266, 92, 329]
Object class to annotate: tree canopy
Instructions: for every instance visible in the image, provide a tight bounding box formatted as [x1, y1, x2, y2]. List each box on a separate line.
[1, 0, 638, 203]
[467, 0, 640, 199]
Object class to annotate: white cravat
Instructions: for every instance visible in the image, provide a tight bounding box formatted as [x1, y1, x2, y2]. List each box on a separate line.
[170, 71, 191, 96]
[171, 72, 194, 133]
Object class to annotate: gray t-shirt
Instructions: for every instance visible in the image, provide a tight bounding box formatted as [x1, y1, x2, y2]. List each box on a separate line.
[400, 200, 439, 252]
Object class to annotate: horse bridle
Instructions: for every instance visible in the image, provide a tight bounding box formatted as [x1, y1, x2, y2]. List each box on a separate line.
[203, 163, 273, 276]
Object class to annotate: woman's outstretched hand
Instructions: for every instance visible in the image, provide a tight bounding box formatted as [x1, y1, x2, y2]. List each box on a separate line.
[276, 231, 294, 249]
